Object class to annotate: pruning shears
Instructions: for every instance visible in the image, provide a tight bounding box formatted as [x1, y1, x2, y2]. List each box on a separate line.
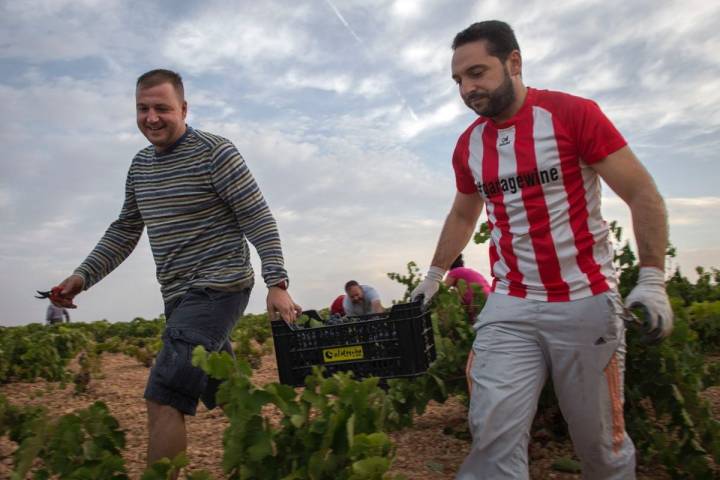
[35, 287, 60, 300]
[34, 287, 76, 308]
[622, 304, 664, 345]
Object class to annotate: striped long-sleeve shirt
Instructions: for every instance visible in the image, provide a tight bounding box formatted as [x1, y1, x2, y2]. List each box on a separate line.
[74, 127, 288, 302]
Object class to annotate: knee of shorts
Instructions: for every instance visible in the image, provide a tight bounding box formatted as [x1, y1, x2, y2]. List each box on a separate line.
[144, 380, 200, 416]
[145, 328, 221, 415]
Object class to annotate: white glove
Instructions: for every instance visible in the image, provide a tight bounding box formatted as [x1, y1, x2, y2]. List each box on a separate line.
[624, 267, 673, 344]
[411, 266, 446, 305]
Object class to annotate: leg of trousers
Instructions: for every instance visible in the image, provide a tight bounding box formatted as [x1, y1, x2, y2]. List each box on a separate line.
[541, 291, 636, 479]
[456, 294, 547, 480]
[456, 292, 636, 480]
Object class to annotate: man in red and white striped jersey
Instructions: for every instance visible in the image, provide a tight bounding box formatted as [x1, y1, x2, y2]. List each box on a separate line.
[412, 21, 672, 479]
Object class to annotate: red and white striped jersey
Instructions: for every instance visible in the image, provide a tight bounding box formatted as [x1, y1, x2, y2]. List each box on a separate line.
[453, 88, 627, 302]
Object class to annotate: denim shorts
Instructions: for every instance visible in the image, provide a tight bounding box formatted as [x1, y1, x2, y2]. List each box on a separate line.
[144, 287, 251, 415]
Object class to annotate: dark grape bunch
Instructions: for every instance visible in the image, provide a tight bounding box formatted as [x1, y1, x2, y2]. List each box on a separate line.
[291, 312, 377, 329]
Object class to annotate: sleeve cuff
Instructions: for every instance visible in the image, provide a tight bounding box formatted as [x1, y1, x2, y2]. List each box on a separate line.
[71, 270, 90, 290]
[267, 278, 289, 290]
[263, 267, 289, 288]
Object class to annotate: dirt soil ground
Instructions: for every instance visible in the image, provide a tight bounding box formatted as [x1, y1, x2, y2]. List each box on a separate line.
[1, 352, 717, 479]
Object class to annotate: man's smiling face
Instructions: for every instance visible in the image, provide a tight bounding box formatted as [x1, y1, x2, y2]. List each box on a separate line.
[136, 82, 187, 152]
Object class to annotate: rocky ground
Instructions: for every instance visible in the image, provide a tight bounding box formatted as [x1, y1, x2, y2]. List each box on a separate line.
[2, 352, 718, 479]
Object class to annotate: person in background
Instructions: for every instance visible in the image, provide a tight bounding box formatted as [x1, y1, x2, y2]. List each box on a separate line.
[330, 294, 346, 316]
[343, 280, 384, 316]
[46, 302, 70, 324]
[445, 254, 491, 319]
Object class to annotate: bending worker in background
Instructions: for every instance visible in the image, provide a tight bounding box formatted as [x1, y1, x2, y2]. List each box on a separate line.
[412, 21, 673, 480]
[46, 301, 70, 324]
[445, 253, 491, 319]
[48, 69, 301, 474]
[343, 280, 384, 316]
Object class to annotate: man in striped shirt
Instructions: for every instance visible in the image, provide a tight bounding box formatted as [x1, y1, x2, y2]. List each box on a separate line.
[49, 69, 301, 471]
[412, 21, 673, 479]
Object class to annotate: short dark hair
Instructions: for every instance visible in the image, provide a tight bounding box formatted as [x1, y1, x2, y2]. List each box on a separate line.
[450, 254, 464, 270]
[344, 280, 360, 292]
[452, 21, 520, 63]
[136, 69, 185, 101]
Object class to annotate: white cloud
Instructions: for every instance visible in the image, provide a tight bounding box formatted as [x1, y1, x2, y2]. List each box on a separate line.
[399, 42, 449, 76]
[642, 0, 720, 37]
[398, 99, 464, 138]
[666, 197, 720, 208]
[0, 0, 134, 62]
[281, 71, 353, 94]
[665, 197, 720, 227]
[356, 75, 391, 98]
[570, 58, 627, 97]
[0, 78, 135, 137]
[162, 4, 314, 73]
[391, 0, 423, 19]
[601, 195, 720, 264]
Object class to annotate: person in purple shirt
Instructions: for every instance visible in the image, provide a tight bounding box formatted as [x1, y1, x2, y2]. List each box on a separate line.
[445, 254, 490, 319]
[46, 302, 70, 324]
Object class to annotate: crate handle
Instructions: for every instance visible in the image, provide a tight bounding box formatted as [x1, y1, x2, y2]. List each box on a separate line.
[414, 294, 430, 312]
[287, 320, 304, 331]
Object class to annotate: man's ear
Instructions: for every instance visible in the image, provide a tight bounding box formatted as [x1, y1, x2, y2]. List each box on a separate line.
[508, 50, 522, 77]
[182, 101, 188, 119]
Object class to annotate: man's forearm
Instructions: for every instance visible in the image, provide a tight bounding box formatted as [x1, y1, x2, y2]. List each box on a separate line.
[74, 218, 143, 289]
[371, 300, 384, 314]
[630, 189, 668, 269]
[74, 172, 144, 290]
[430, 210, 477, 270]
[211, 144, 288, 286]
[244, 210, 288, 286]
[591, 147, 668, 271]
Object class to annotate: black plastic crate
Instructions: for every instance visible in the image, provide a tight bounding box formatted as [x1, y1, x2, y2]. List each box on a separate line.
[271, 299, 436, 387]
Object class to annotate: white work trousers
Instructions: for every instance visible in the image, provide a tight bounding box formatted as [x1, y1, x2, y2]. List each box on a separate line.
[456, 291, 636, 480]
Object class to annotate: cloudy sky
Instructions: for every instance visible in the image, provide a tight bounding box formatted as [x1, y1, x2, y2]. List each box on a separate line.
[1, 0, 719, 326]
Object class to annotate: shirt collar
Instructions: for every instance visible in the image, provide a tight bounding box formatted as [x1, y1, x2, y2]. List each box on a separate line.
[154, 125, 193, 156]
